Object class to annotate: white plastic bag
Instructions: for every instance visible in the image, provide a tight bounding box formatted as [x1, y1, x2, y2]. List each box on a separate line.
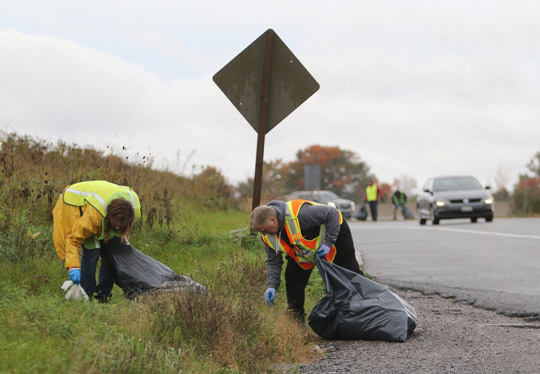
[61, 280, 89, 301]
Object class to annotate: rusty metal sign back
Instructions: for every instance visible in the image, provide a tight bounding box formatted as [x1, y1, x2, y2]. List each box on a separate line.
[213, 29, 320, 134]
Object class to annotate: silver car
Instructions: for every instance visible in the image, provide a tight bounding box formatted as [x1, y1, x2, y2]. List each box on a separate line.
[287, 190, 356, 219]
[417, 175, 494, 225]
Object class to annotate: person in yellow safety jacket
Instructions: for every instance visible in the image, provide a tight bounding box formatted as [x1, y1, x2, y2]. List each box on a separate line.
[250, 199, 364, 322]
[364, 178, 384, 221]
[52, 180, 141, 302]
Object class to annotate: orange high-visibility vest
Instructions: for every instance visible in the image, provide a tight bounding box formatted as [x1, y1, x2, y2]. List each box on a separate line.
[262, 200, 342, 270]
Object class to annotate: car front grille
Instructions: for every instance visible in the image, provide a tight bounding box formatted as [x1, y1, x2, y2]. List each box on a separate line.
[449, 198, 481, 203]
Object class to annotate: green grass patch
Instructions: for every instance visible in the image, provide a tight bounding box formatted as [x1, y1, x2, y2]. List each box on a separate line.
[0, 205, 322, 374]
[0, 133, 325, 373]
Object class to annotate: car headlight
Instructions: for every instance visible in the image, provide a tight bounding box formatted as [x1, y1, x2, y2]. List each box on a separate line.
[351, 202, 356, 212]
[435, 200, 446, 207]
[484, 198, 493, 205]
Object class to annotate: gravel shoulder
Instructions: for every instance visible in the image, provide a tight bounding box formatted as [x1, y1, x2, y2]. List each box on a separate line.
[284, 288, 540, 374]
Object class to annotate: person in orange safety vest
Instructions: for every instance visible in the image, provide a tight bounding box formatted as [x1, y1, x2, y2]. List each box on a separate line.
[250, 199, 364, 322]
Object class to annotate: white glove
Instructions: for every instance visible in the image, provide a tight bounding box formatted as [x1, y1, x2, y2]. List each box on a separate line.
[61, 280, 73, 291]
[61, 280, 89, 301]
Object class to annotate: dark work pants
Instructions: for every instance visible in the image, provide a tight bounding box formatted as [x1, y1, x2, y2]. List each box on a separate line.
[368, 201, 378, 221]
[80, 240, 116, 302]
[285, 219, 363, 320]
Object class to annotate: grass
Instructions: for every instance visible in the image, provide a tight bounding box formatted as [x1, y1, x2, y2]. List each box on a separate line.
[0, 219, 323, 373]
[0, 132, 325, 373]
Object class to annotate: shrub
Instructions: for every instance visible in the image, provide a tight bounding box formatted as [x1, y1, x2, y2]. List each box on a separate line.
[144, 290, 275, 373]
[512, 176, 540, 215]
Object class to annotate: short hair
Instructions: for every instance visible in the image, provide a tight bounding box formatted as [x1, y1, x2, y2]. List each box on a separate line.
[250, 205, 277, 231]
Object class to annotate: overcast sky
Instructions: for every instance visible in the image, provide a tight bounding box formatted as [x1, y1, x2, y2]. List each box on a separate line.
[1, 1, 539, 193]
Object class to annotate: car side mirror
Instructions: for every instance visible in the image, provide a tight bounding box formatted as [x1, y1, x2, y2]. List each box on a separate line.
[485, 186, 491, 190]
[423, 188, 432, 194]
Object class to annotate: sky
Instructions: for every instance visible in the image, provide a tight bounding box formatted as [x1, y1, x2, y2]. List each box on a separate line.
[1, 0, 539, 194]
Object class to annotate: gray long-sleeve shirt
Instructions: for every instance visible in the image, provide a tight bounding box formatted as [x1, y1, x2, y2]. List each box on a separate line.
[263, 200, 341, 289]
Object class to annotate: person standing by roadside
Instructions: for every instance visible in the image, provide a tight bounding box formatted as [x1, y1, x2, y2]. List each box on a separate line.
[52, 180, 141, 302]
[392, 189, 407, 220]
[365, 179, 384, 221]
[250, 199, 364, 323]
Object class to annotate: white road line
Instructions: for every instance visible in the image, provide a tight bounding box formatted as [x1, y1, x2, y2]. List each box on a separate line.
[351, 224, 540, 240]
[354, 225, 540, 240]
[416, 226, 540, 240]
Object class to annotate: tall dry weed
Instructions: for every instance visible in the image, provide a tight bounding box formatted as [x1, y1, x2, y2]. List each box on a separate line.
[145, 289, 275, 373]
[0, 132, 238, 232]
[212, 252, 267, 300]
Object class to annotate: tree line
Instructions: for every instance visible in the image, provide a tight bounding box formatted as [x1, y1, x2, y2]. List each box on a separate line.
[513, 151, 540, 215]
[236, 144, 540, 215]
[236, 145, 375, 203]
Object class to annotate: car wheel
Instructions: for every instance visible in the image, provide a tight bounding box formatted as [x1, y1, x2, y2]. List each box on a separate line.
[430, 207, 440, 225]
[485, 215, 493, 222]
[471, 217, 478, 223]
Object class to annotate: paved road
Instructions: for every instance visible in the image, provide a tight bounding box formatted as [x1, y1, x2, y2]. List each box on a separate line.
[350, 217, 540, 319]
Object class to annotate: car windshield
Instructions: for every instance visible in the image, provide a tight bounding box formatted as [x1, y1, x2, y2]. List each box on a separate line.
[316, 191, 340, 202]
[433, 177, 483, 192]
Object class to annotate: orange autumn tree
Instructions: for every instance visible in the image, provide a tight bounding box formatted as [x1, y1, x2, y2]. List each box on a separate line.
[236, 158, 291, 201]
[237, 145, 374, 202]
[513, 151, 540, 214]
[283, 145, 372, 201]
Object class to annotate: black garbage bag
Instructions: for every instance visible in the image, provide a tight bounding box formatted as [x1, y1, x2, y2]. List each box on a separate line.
[355, 203, 368, 221]
[402, 205, 415, 219]
[102, 239, 207, 299]
[308, 256, 417, 342]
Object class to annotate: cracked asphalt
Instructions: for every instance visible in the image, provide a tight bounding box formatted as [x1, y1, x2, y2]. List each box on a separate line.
[281, 218, 540, 373]
[284, 288, 540, 373]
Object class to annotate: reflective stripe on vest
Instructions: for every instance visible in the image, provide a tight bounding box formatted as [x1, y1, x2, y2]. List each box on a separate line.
[262, 199, 341, 270]
[65, 188, 108, 214]
[63, 181, 141, 248]
[366, 184, 379, 201]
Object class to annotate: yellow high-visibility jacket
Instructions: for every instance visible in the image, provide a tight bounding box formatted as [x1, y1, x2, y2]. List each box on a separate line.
[52, 199, 103, 269]
[365, 184, 383, 202]
[52, 181, 141, 269]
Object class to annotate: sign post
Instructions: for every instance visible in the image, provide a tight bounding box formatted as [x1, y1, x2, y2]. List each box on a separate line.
[253, 31, 274, 210]
[213, 29, 319, 210]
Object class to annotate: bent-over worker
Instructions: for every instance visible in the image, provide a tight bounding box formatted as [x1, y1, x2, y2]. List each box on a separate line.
[250, 199, 364, 322]
[52, 180, 141, 302]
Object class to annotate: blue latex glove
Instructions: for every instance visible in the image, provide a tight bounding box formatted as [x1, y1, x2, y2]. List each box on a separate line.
[69, 268, 81, 284]
[264, 287, 276, 306]
[317, 244, 330, 258]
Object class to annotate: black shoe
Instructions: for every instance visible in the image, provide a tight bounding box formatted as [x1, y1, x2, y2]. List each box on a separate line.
[287, 309, 306, 324]
[94, 291, 112, 303]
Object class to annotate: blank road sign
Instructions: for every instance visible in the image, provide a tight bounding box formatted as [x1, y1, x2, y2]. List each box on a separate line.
[213, 29, 320, 134]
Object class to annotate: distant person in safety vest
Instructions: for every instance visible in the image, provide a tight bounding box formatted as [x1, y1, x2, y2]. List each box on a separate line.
[364, 179, 384, 221]
[250, 199, 364, 322]
[52, 180, 141, 302]
[392, 189, 407, 220]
